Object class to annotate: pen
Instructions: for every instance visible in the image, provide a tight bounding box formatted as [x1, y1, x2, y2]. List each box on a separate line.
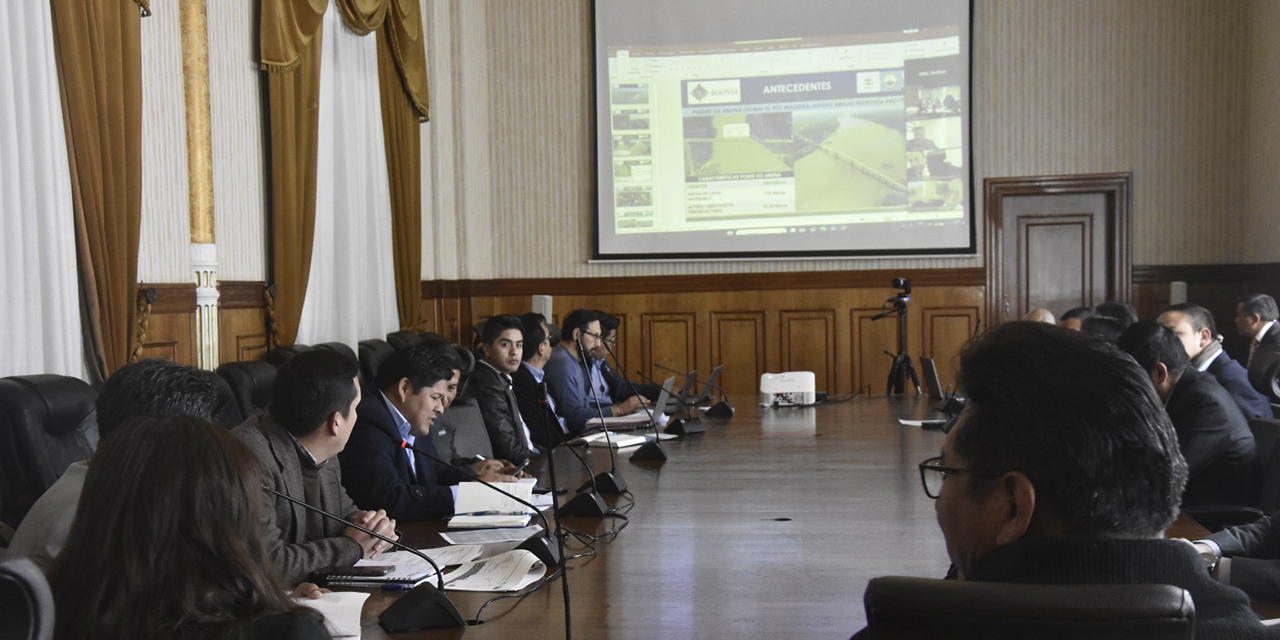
[381, 583, 410, 591]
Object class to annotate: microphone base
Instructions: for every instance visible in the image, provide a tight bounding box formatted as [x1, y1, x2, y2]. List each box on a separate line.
[379, 583, 467, 631]
[629, 441, 668, 463]
[559, 490, 608, 517]
[705, 400, 735, 417]
[516, 532, 562, 567]
[579, 470, 627, 495]
[664, 417, 704, 435]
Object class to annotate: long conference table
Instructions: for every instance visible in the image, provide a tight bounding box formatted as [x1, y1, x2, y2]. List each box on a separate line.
[354, 394, 952, 639]
[348, 394, 1242, 639]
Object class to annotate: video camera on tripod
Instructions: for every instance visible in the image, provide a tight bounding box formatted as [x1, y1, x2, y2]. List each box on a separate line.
[871, 278, 920, 395]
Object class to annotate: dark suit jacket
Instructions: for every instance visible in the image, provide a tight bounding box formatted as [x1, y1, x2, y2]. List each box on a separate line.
[1259, 323, 1280, 352]
[464, 362, 536, 462]
[1207, 511, 1280, 604]
[338, 386, 455, 521]
[1207, 353, 1273, 419]
[1167, 368, 1259, 507]
[232, 414, 362, 584]
[599, 359, 661, 403]
[512, 363, 567, 450]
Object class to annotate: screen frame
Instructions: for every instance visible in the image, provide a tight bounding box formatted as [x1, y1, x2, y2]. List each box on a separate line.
[589, 0, 977, 262]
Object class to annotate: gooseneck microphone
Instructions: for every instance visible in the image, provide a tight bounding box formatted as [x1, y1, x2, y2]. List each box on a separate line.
[261, 486, 465, 631]
[655, 361, 734, 417]
[407, 444, 561, 569]
[633, 368, 704, 435]
[510, 382, 610, 514]
[576, 335, 633, 487]
[599, 339, 667, 462]
[536, 381, 574, 640]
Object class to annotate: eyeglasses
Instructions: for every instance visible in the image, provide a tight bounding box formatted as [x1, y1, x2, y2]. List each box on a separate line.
[582, 331, 602, 340]
[917, 456, 1003, 499]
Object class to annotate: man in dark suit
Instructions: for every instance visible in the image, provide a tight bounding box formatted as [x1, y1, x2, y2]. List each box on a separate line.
[1196, 511, 1280, 604]
[1119, 321, 1259, 508]
[1160, 303, 1272, 418]
[341, 343, 517, 522]
[466, 315, 537, 462]
[233, 350, 398, 584]
[853, 322, 1275, 640]
[512, 313, 569, 450]
[1237, 293, 1280, 370]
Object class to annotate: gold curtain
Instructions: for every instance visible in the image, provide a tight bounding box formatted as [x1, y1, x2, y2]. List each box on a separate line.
[377, 30, 422, 331]
[49, 0, 144, 379]
[263, 0, 428, 340]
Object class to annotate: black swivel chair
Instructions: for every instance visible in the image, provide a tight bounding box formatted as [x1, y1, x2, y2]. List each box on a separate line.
[206, 371, 244, 429]
[266, 343, 312, 367]
[215, 361, 277, 421]
[860, 576, 1194, 640]
[358, 339, 395, 385]
[0, 375, 98, 529]
[1182, 417, 1280, 531]
[313, 341, 358, 364]
[386, 330, 423, 352]
[0, 553, 54, 640]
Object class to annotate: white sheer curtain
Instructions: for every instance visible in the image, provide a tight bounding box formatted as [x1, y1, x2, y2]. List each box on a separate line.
[296, 2, 400, 350]
[0, 1, 86, 378]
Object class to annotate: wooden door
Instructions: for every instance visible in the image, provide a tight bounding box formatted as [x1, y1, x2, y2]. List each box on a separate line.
[984, 174, 1132, 325]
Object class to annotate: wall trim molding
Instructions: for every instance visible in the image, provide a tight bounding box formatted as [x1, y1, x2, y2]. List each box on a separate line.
[1132, 263, 1280, 284]
[421, 268, 987, 298]
[141, 283, 197, 314]
[219, 280, 266, 309]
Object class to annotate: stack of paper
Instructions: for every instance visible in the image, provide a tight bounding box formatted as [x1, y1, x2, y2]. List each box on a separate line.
[448, 481, 536, 529]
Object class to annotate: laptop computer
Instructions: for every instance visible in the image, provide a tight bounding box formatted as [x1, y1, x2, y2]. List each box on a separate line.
[688, 364, 724, 406]
[587, 377, 675, 431]
[920, 357, 944, 400]
[663, 370, 697, 413]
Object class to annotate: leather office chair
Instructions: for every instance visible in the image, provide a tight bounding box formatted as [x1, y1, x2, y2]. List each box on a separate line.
[1183, 417, 1280, 531]
[0, 375, 98, 528]
[313, 341, 358, 364]
[207, 370, 244, 429]
[266, 343, 312, 367]
[419, 331, 446, 343]
[431, 397, 496, 465]
[358, 339, 395, 385]
[0, 553, 54, 640]
[215, 361, 277, 421]
[860, 576, 1194, 640]
[386, 330, 423, 352]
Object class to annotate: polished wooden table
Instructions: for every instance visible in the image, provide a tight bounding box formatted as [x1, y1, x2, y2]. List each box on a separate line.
[353, 395, 954, 639]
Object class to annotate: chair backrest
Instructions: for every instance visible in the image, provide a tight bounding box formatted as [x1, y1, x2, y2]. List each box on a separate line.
[0, 375, 98, 528]
[861, 576, 1194, 640]
[265, 343, 312, 367]
[215, 361, 277, 422]
[386, 330, 422, 352]
[431, 397, 494, 463]
[0, 554, 54, 640]
[1249, 346, 1280, 402]
[206, 370, 244, 429]
[358, 339, 395, 386]
[313, 341, 358, 364]
[1250, 418, 1280, 513]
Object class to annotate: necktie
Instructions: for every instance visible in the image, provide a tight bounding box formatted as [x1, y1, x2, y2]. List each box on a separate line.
[1249, 339, 1259, 368]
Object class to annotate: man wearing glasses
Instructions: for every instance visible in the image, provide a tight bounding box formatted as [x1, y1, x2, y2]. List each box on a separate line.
[858, 322, 1272, 639]
[544, 308, 644, 435]
[589, 311, 660, 408]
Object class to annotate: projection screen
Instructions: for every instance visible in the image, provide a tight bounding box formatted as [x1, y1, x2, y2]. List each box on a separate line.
[592, 0, 974, 261]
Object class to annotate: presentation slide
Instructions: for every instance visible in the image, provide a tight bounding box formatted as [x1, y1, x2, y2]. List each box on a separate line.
[593, 0, 973, 260]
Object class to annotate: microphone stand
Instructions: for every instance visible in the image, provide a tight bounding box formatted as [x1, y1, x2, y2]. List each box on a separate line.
[408, 445, 561, 569]
[262, 486, 466, 631]
[655, 361, 734, 418]
[598, 340, 666, 463]
[537, 382, 574, 640]
[634, 368, 703, 435]
[576, 336, 636, 486]
[510, 383, 609, 515]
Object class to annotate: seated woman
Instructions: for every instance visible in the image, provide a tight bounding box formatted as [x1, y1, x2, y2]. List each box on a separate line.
[48, 415, 331, 640]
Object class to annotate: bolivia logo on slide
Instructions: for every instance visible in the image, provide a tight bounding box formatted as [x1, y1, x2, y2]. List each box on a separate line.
[687, 79, 742, 105]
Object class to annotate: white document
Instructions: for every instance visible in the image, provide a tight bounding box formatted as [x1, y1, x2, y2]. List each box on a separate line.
[898, 418, 947, 428]
[294, 591, 369, 638]
[449, 481, 538, 528]
[359, 545, 485, 570]
[442, 549, 546, 592]
[440, 524, 544, 545]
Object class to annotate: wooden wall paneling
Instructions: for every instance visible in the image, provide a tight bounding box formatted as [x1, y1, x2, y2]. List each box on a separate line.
[139, 310, 198, 365]
[852, 308, 896, 396]
[1132, 264, 1280, 363]
[710, 311, 765, 400]
[780, 310, 837, 395]
[217, 281, 266, 364]
[641, 313, 696, 382]
[920, 306, 980, 390]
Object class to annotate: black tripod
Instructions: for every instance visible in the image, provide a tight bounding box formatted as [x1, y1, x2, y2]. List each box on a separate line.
[872, 295, 920, 395]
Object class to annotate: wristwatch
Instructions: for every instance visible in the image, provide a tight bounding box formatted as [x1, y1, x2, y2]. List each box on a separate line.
[1199, 551, 1220, 579]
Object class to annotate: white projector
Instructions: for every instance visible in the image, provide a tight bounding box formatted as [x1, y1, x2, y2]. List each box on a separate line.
[759, 371, 817, 407]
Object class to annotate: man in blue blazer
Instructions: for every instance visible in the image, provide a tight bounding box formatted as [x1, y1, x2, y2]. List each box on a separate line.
[1161, 304, 1273, 419]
